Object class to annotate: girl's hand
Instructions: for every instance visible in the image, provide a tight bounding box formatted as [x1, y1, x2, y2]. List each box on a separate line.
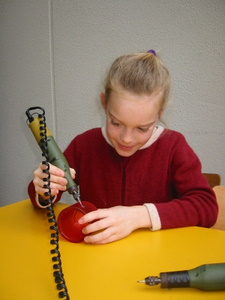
[33, 163, 75, 199]
[79, 205, 151, 244]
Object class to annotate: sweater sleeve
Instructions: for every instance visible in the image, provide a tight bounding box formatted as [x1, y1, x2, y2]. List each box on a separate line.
[27, 180, 59, 208]
[144, 203, 161, 231]
[154, 136, 218, 229]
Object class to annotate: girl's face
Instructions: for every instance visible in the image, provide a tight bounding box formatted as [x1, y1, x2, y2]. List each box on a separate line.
[101, 87, 162, 157]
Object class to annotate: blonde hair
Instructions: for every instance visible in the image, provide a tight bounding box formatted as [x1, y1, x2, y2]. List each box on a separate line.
[104, 52, 170, 110]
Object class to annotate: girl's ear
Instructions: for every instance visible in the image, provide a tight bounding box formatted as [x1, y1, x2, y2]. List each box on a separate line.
[100, 92, 107, 112]
[158, 105, 165, 119]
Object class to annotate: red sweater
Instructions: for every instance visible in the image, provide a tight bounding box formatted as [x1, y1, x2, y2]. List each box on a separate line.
[28, 128, 218, 229]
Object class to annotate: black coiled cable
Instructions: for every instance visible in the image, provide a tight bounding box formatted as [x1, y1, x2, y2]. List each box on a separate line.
[38, 113, 70, 300]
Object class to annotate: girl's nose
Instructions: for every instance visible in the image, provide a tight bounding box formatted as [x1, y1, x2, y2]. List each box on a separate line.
[120, 129, 134, 144]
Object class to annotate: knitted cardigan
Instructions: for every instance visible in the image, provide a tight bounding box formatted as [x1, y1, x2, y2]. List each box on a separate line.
[28, 127, 218, 230]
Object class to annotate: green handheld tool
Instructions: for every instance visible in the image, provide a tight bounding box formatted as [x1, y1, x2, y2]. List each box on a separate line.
[26, 106, 81, 205]
[138, 263, 225, 291]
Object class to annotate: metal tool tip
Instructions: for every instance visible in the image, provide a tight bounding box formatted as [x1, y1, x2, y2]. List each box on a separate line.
[78, 200, 84, 208]
[137, 280, 145, 283]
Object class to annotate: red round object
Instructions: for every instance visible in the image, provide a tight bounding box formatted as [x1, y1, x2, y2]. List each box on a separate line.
[57, 201, 97, 243]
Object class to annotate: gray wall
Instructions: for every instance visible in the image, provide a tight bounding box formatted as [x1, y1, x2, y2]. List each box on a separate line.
[1, 0, 225, 206]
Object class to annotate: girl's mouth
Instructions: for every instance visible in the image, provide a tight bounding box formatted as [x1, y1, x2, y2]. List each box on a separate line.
[118, 143, 133, 151]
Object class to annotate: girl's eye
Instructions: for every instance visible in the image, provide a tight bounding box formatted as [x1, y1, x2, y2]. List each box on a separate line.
[111, 119, 120, 127]
[138, 127, 149, 132]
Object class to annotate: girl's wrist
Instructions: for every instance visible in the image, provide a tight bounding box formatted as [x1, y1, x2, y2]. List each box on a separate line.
[130, 205, 152, 230]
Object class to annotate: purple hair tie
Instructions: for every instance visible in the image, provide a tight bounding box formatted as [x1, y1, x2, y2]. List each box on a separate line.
[147, 49, 156, 56]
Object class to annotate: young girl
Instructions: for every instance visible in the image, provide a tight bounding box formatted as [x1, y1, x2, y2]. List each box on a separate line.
[28, 50, 218, 244]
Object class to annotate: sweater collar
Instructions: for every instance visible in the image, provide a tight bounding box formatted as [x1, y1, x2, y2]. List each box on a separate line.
[101, 125, 164, 150]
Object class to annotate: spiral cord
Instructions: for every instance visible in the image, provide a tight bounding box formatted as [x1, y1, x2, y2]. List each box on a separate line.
[38, 113, 70, 300]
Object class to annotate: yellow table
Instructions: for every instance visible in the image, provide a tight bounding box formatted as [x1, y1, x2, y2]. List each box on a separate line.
[0, 200, 225, 300]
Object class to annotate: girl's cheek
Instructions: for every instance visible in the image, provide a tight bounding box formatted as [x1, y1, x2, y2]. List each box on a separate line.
[107, 124, 118, 136]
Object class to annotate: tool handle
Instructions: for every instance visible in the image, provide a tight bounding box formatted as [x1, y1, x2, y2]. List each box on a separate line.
[160, 263, 225, 291]
[28, 116, 77, 195]
[188, 263, 225, 291]
[40, 135, 76, 193]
